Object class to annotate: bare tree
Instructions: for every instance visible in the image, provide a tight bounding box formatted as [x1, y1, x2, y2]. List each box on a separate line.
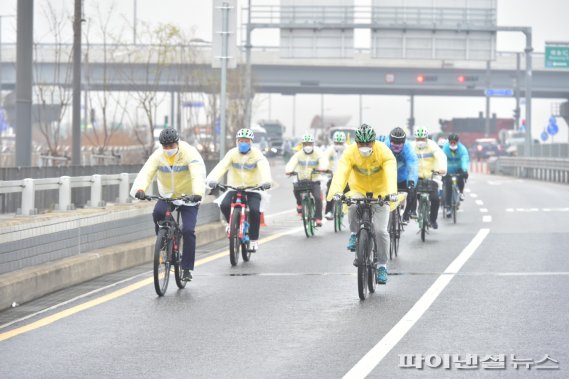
[32, 2, 73, 158]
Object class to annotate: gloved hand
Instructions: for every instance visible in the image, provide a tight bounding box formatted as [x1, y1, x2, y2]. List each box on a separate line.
[333, 193, 343, 201]
[387, 193, 399, 202]
[186, 195, 202, 203]
[407, 180, 415, 189]
[206, 180, 218, 190]
[261, 182, 272, 190]
[135, 190, 146, 200]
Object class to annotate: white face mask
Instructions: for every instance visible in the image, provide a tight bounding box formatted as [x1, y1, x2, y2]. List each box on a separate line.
[450, 144, 458, 151]
[358, 147, 372, 157]
[303, 146, 314, 154]
[416, 141, 427, 150]
[164, 148, 178, 157]
[334, 145, 345, 153]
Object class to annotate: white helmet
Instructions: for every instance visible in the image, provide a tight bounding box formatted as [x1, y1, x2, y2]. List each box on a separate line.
[236, 128, 254, 140]
[333, 131, 346, 143]
[302, 133, 315, 143]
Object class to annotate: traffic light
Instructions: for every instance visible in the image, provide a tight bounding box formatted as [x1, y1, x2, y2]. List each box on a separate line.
[416, 74, 437, 83]
[513, 108, 520, 120]
[456, 75, 479, 83]
[457, 75, 465, 83]
[416, 75, 425, 83]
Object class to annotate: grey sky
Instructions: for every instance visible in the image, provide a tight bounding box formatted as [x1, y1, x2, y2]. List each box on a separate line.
[1, 0, 568, 141]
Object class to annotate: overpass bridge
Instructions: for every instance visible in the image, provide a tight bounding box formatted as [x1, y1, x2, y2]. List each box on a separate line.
[1, 44, 569, 98]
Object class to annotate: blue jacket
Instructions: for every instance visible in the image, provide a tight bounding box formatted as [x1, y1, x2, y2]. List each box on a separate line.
[378, 136, 418, 184]
[443, 142, 470, 174]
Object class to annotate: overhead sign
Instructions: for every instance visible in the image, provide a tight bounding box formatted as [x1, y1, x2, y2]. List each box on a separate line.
[484, 88, 514, 97]
[545, 44, 569, 69]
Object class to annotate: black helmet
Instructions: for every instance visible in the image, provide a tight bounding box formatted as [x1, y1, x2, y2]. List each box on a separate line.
[159, 128, 179, 145]
[448, 133, 459, 142]
[390, 127, 406, 144]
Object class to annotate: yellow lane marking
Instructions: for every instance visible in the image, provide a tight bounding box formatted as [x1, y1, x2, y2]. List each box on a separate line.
[0, 226, 302, 343]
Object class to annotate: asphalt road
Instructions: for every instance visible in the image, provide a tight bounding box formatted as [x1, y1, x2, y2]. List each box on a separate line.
[1, 164, 568, 378]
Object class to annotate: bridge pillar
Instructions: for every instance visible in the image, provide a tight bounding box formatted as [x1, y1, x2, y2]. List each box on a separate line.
[119, 173, 131, 203]
[20, 178, 36, 216]
[59, 176, 72, 211]
[89, 174, 103, 208]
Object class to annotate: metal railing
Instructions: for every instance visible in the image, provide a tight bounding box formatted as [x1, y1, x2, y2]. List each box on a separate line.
[493, 157, 569, 184]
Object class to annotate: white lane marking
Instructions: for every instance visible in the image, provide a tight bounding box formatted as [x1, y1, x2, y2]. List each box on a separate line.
[464, 188, 471, 193]
[506, 208, 514, 212]
[342, 229, 490, 379]
[480, 208, 488, 213]
[475, 200, 484, 206]
[470, 193, 478, 198]
[483, 216, 492, 223]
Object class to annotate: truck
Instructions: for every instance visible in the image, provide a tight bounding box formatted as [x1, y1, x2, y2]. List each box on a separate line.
[256, 120, 286, 156]
[438, 116, 515, 148]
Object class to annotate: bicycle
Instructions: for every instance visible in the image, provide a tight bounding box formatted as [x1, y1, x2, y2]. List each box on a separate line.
[443, 173, 463, 224]
[341, 193, 391, 300]
[144, 195, 198, 296]
[216, 184, 264, 266]
[416, 173, 440, 242]
[288, 170, 326, 238]
[333, 196, 345, 233]
[388, 192, 407, 260]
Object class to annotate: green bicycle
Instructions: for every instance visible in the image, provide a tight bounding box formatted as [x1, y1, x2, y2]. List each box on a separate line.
[288, 171, 325, 238]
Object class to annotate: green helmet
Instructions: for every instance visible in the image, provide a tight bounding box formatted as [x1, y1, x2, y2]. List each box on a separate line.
[302, 133, 315, 143]
[355, 124, 376, 143]
[236, 128, 254, 140]
[414, 127, 429, 139]
[332, 131, 346, 143]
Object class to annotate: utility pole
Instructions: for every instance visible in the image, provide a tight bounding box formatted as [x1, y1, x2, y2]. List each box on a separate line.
[72, 0, 82, 165]
[218, 1, 230, 159]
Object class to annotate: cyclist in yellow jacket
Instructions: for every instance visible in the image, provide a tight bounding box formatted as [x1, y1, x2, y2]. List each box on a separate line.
[131, 128, 206, 282]
[327, 124, 398, 284]
[285, 133, 328, 227]
[411, 127, 447, 230]
[323, 131, 348, 220]
[206, 128, 272, 252]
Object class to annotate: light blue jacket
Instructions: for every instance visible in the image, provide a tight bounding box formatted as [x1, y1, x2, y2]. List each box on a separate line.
[378, 136, 418, 185]
[443, 142, 470, 174]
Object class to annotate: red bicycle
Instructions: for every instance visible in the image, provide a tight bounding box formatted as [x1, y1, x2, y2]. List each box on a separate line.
[216, 184, 264, 266]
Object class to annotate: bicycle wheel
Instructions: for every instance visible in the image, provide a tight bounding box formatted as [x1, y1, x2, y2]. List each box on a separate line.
[333, 201, 343, 232]
[356, 229, 371, 300]
[229, 208, 241, 266]
[153, 229, 171, 296]
[388, 212, 395, 260]
[241, 241, 251, 262]
[394, 210, 401, 257]
[452, 188, 458, 224]
[368, 237, 378, 294]
[307, 196, 316, 236]
[419, 198, 428, 242]
[301, 196, 311, 238]
[173, 233, 187, 289]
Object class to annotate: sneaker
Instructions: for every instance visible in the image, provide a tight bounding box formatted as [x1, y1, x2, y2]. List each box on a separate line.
[347, 233, 357, 251]
[377, 266, 388, 284]
[402, 215, 409, 225]
[325, 211, 333, 220]
[459, 193, 465, 201]
[445, 209, 452, 218]
[249, 240, 258, 253]
[182, 269, 193, 281]
[296, 205, 303, 214]
[431, 220, 438, 230]
[410, 210, 418, 219]
[315, 219, 323, 227]
[225, 225, 230, 235]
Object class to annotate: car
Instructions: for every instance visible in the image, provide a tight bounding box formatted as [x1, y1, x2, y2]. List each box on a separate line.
[469, 138, 503, 160]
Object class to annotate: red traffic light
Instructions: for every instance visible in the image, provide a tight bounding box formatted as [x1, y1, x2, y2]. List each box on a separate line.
[457, 75, 465, 83]
[416, 75, 425, 83]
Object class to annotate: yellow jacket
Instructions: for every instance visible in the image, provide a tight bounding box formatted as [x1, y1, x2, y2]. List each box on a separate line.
[326, 141, 397, 201]
[323, 145, 344, 172]
[206, 147, 271, 187]
[285, 148, 328, 181]
[412, 139, 448, 179]
[130, 140, 206, 198]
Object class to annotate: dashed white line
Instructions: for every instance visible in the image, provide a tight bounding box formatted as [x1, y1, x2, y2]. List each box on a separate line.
[480, 208, 488, 213]
[483, 215, 492, 223]
[475, 200, 484, 206]
[506, 208, 514, 212]
[470, 193, 478, 198]
[342, 229, 490, 379]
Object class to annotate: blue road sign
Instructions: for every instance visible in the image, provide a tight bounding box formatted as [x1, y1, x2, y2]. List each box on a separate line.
[540, 131, 549, 142]
[547, 120, 559, 136]
[214, 118, 221, 135]
[182, 101, 205, 108]
[484, 88, 514, 97]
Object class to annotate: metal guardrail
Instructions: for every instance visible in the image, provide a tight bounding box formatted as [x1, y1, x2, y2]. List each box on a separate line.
[492, 157, 569, 184]
[0, 173, 142, 215]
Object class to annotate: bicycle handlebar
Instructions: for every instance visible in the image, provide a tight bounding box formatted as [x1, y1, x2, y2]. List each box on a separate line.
[287, 169, 330, 179]
[216, 184, 265, 192]
[143, 194, 201, 203]
[339, 194, 393, 207]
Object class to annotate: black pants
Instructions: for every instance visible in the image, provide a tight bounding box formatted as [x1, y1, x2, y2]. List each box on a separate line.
[293, 182, 323, 220]
[220, 191, 262, 240]
[397, 181, 416, 219]
[411, 179, 440, 223]
[324, 178, 349, 214]
[442, 174, 466, 207]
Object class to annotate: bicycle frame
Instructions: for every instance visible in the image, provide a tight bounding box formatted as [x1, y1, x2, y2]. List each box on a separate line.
[228, 190, 249, 243]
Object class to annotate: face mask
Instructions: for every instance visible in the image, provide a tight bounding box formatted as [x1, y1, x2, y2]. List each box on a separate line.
[450, 144, 458, 151]
[334, 145, 345, 153]
[303, 146, 314, 154]
[164, 148, 178, 157]
[358, 147, 372, 157]
[416, 141, 427, 149]
[391, 143, 403, 154]
[238, 142, 251, 154]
